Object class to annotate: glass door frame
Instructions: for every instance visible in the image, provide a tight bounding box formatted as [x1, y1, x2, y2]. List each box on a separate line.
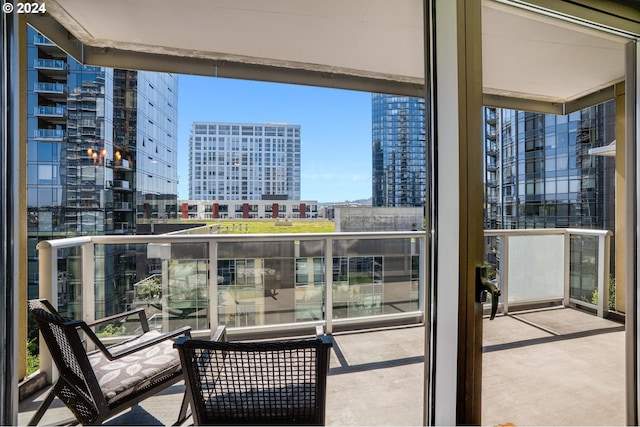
[423, 1, 640, 425]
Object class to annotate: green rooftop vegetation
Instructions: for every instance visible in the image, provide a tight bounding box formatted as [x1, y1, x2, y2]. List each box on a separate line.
[182, 219, 335, 234]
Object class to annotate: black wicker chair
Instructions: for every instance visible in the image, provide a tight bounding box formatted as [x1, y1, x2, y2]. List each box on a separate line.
[174, 325, 333, 425]
[28, 298, 192, 425]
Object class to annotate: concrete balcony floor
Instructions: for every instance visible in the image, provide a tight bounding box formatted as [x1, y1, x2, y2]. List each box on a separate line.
[18, 307, 625, 426]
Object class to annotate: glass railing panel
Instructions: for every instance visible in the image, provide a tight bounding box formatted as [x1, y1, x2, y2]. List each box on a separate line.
[507, 235, 564, 302]
[332, 237, 421, 319]
[34, 58, 66, 69]
[92, 243, 147, 335]
[569, 234, 599, 303]
[217, 240, 324, 327]
[166, 258, 209, 331]
[55, 246, 83, 321]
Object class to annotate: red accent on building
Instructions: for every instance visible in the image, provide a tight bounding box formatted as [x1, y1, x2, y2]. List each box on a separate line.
[300, 203, 306, 219]
[272, 203, 279, 218]
[212, 203, 219, 219]
[181, 202, 189, 219]
[243, 203, 249, 218]
[143, 203, 151, 219]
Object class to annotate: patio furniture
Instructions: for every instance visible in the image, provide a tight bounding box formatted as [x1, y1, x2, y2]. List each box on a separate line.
[174, 325, 333, 425]
[27, 298, 192, 425]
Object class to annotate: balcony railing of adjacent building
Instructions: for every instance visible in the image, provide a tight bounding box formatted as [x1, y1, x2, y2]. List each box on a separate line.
[33, 82, 67, 95]
[35, 228, 611, 382]
[33, 34, 55, 46]
[33, 129, 65, 140]
[33, 58, 67, 71]
[34, 106, 66, 118]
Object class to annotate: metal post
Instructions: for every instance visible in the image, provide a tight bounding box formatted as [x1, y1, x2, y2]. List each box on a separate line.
[563, 231, 571, 308]
[324, 236, 333, 334]
[627, 40, 639, 427]
[0, 5, 20, 424]
[500, 234, 509, 315]
[36, 244, 57, 384]
[82, 242, 96, 324]
[161, 259, 170, 332]
[596, 233, 610, 318]
[209, 241, 218, 333]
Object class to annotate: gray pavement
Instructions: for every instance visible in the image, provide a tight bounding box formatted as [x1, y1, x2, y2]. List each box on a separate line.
[18, 307, 625, 426]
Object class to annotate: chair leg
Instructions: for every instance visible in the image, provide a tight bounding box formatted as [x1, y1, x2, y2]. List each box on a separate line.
[173, 390, 191, 426]
[27, 388, 56, 426]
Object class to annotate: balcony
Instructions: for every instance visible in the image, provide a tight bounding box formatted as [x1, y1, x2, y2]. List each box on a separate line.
[110, 179, 131, 191]
[33, 82, 68, 101]
[21, 227, 617, 425]
[111, 158, 131, 171]
[113, 201, 133, 211]
[34, 59, 64, 68]
[33, 34, 55, 46]
[486, 161, 498, 172]
[486, 143, 498, 156]
[18, 304, 624, 426]
[33, 58, 68, 80]
[33, 129, 65, 141]
[34, 106, 65, 118]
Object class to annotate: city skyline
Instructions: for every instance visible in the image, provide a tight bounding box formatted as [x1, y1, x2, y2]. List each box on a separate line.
[177, 75, 373, 203]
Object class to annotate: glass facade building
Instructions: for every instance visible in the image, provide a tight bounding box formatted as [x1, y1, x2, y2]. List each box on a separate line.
[26, 28, 178, 317]
[189, 122, 301, 201]
[372, 94, 426, 207]
[484, 100, 615, 231]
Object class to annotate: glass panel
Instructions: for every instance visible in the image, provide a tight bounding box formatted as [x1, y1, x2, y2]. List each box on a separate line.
[332, 238, 420, 319]
[569, 235, 599, 303]
[217, 240, 325, 327]
[507, 235, 564, 302]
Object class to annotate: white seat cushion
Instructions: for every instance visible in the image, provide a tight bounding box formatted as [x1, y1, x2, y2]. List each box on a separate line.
[88, 330, 181, 404]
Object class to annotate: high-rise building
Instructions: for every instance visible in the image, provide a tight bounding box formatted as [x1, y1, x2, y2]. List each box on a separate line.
[371, 94, 426, 207]
[483, 101, 616, 231]
[189, 122, 301, 201]
[26, 28, 178, 316]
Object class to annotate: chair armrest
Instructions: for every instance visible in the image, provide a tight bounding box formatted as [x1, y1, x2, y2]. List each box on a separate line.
[210, 325, 226, 342]
[315, 325, 333, 345]
[81, 324, 192, 361]
[87, 307, 150, 333]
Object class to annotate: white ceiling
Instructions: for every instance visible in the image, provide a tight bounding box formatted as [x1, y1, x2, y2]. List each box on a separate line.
[30, 0, 633, 106]
[482, 1, 628, 103]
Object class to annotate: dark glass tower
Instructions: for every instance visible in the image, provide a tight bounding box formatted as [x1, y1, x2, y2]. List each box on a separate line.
[371, 94, 426, 207]
[26, 28, 178, 317]
[484, 100, 615, 231]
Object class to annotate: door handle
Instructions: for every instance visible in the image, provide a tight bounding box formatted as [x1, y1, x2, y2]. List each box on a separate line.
[476, 266, 501, 320]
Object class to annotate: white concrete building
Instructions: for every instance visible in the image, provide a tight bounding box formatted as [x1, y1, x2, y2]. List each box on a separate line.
[188, 122, 301, 201]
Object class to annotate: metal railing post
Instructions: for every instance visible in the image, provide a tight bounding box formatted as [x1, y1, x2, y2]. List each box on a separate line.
[82, 242, 95, 324]
[324, 236, 333, 334]
[596, 232, 611, 318]
[500, 234, 509, 315]
[161, 259, 170, 332]
[37, 243, 57, 383]
[82, 242, 96, 352]
[563, 231, 571, 308]
[209, 240, 218, 333]
[418, 236, 426, 316]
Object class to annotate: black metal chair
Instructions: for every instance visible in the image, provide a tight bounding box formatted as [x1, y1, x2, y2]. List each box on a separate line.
[174, 325, 333, 425]
[28, 298, 192, 425]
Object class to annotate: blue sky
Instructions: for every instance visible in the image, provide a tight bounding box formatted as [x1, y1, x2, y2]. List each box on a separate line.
[176, 75, 373, 203]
